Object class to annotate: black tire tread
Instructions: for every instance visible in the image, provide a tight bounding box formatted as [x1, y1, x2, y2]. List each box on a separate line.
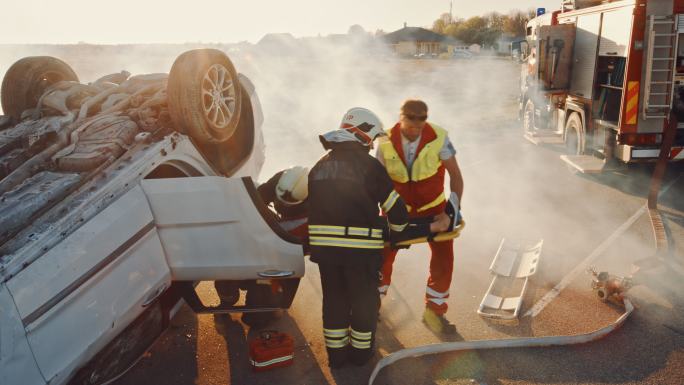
[1, 56, 78, 121]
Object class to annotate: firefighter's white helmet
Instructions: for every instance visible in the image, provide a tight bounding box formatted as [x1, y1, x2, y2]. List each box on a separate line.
[276, 166, 309, 205]
[339, 107, 385, 146]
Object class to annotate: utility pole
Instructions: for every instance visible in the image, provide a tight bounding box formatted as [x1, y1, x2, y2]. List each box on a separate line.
[449, 1, 453, 24]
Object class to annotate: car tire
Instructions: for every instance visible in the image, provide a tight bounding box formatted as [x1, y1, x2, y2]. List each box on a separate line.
[565, 112, 584, 155]
[1, 56, 78, 122]
[167, 49, 242, 144]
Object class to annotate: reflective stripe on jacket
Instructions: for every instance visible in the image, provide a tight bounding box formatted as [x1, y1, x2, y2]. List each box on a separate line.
[309, 225, 385, 249]
[378, 122, 447, 216]
[308, 141, 409, 265]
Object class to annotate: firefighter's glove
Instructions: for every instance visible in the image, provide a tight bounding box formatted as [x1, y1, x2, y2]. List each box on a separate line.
[445, 192, 462, 232]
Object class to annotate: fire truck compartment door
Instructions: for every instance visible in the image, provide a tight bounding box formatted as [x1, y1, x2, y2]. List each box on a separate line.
[538, 24, 576, 90]
[599, 7, 633, 57]
[570, 13, 601, 99]
[139, 176, 304, 281]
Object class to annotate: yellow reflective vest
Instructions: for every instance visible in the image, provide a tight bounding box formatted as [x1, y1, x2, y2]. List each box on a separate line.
[378, 122, 447, 216]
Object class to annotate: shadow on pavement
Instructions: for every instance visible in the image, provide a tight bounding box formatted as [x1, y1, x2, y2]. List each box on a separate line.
[113, 305, 199, 385]
[538, 142, 684, 213]
[580, 162, 683, 211]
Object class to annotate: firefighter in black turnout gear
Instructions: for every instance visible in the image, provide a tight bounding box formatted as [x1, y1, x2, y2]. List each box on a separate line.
[308, 107, 450, 368]
[308, 107, 402, 367]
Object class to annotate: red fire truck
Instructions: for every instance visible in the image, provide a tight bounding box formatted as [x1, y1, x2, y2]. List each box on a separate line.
[520, 0, 684, 172]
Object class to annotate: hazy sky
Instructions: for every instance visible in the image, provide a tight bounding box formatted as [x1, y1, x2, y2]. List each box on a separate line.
[1, 0, 559, 44]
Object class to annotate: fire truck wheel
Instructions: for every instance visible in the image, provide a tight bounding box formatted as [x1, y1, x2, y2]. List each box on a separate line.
[167, 49, 242, 144]
[523, 99, 536, 135]
[564, 113, 584, 155]
[1, 56, 78, 123]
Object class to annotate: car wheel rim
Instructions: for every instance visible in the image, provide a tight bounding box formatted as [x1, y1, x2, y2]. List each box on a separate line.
[201, 64, 236, 130]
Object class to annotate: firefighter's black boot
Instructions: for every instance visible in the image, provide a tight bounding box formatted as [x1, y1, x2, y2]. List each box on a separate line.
[327, 346, 349, 369]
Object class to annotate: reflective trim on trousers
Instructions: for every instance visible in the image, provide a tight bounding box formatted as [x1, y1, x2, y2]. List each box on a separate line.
[350, 328, 372, 349]
[427, 297, 447, 306]
[324, 327, 350, 349]
[426, 286, 449, 298]
[325, 336, 350, 349]
[323, 328, 349, 338]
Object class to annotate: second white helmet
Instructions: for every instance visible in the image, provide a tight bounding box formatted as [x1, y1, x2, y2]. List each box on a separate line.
[276, 166, 309, 205]
[339, 107, 385, 146]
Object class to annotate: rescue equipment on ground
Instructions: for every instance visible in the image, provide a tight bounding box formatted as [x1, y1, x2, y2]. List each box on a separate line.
[588, 267, 633, 305]
[249, 330, 295, 372]
[478, 239, 543, 321]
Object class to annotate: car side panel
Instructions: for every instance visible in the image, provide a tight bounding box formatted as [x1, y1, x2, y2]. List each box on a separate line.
[0, 283, 46, 385]
[6, 186, 171, 384]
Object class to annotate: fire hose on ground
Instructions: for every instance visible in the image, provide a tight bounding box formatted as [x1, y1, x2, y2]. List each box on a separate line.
[368, 299, 633, 385]
[645, 111, 678, 258]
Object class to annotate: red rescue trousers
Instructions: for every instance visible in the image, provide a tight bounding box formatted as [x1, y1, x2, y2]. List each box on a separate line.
[379, 239, 454, 315]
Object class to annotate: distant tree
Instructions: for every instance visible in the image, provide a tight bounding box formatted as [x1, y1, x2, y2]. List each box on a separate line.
[504, 9, 535, 37]
[454, 16, 488, 45]
[484, 12, 505, 32]
[348, 24, 366, 35]
[432, 8, 532, 45]
[443, 22, 461, 38]
[374, 29, 386, 37]
[433, 18, 447, 34]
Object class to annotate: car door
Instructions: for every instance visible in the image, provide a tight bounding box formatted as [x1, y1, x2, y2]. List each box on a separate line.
[139, 176, 304, 282]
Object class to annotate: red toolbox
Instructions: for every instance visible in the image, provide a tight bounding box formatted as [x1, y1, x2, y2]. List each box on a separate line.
[249, 330, 294, 372]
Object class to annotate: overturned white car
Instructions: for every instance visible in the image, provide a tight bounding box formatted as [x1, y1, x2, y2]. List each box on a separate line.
[0, 49, 304, 385]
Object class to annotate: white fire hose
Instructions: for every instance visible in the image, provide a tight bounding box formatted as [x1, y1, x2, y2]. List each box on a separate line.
[368, 299, 634, 385]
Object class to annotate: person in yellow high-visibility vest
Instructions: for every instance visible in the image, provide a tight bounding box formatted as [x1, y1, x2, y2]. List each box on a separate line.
[376, 99, 464, 334]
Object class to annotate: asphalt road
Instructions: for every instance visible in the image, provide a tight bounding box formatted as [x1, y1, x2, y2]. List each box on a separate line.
[117, 58, 684, 385]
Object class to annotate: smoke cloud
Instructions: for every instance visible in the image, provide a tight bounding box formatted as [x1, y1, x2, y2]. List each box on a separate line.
[1, 35, 682, 337]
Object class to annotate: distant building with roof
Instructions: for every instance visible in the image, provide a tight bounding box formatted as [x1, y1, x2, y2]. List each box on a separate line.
[383, 24, 467, 56]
